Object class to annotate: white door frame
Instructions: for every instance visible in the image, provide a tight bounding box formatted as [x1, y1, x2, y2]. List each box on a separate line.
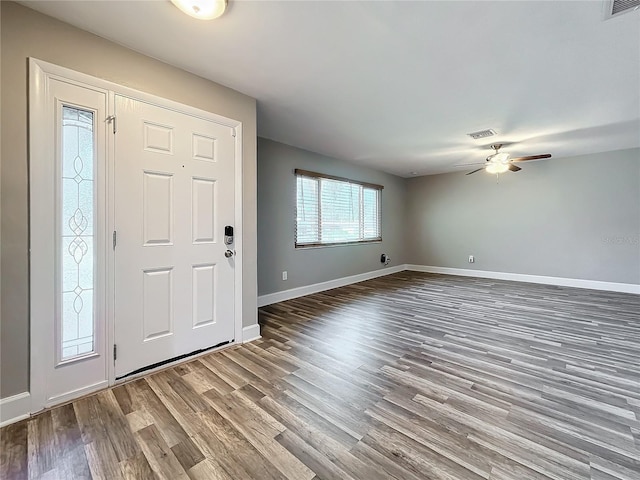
[29, 58, 244, 413]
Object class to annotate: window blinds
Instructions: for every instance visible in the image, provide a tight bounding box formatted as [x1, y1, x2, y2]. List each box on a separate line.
[295, 169, 382, 247]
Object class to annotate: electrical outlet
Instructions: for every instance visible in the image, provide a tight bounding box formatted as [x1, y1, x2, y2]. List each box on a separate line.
[282, 271, 288, 281]
[468, 255, 475, 263]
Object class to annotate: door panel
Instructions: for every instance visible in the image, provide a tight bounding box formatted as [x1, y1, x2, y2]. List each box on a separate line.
[192, 264, 216, 327]
[142, 268, 174, 340]
[114, 96, 235, 378]
[143, 171, 174, 245]
[192, 177, 216, 243]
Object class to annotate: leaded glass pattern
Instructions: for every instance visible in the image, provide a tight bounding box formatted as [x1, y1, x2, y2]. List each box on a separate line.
[61, 106, 95, 360]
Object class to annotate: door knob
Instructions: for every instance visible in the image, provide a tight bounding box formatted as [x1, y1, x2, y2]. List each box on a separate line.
[224, 249, 234, 258]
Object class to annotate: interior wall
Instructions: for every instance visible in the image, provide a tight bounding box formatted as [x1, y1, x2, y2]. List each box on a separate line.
[257, 138, 407, 296]
[406, 148, 640, 285]
[0, 1, 257, 398]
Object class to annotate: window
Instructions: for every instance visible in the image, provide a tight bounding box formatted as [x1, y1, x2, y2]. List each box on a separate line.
[60, 105, 96, 360]
[295, 169, 382, 247]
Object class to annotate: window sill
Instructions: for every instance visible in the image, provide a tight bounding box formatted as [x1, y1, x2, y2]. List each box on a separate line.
[295, 239, 382, 249]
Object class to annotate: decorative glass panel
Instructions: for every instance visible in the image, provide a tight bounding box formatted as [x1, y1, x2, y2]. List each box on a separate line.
[60, 106, 95, 360]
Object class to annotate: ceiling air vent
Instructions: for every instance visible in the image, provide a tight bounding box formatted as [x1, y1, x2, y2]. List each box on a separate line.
[604, 0, 640, 19]
[467, 129, 497, 140]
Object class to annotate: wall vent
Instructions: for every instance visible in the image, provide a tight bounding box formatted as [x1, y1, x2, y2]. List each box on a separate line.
[604, 0, 639, 19]
[467, 129, 497, 140]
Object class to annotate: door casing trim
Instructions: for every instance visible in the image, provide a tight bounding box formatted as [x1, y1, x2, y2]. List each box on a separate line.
[29, 58, 244, 414]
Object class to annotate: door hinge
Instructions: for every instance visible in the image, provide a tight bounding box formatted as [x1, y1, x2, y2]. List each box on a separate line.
[113, 344, 117, 361]
[106, 115, 116, 134]
[231, 128, 236, 138]
[113, 230, 117, 249]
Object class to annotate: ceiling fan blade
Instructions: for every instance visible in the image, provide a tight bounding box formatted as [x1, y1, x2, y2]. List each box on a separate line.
[508, 164, 522, 172]
[466, 167, 485, 175]
[456, 162, 487, 167]
[510, 154, 552, 162]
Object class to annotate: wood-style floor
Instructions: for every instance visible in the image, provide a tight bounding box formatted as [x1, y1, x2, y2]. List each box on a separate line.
[2, 272, 639, 479]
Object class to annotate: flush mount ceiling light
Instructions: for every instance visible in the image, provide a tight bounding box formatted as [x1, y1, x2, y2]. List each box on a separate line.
[171, 0, 227, 20]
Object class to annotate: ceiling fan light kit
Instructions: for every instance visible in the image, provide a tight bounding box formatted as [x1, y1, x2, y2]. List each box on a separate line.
[171, 0, 227, 20]
[486, 162, 509, 174]
[464, 143, 552, 176]
[488, 152, 510, 164]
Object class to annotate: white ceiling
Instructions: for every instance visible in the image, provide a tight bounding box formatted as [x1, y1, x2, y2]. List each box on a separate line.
[21, 0, 640, 176]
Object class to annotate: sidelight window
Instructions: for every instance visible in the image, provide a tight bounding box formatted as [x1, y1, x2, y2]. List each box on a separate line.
[60, 106, 96, 360]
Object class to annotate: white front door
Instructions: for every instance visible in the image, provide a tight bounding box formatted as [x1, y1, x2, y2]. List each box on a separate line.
[114, 95, 236, 378]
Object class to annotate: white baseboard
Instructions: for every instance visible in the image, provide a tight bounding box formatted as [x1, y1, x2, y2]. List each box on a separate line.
[406, 265, 640, 294]
[257, 264, 638, 309]
[45, 381, 109, 410]
[242, 324, 261, 343]
[258, 265, 406, 307]
[0, 392, 31, 427]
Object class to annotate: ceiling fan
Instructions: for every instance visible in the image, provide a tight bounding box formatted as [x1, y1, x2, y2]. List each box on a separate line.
[464, 144, 551, 175]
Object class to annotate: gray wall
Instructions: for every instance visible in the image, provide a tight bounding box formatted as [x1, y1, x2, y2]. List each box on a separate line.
[0, 2, 258, 398]
[406, 148, 640, 284]
[257, 138, 407, 296]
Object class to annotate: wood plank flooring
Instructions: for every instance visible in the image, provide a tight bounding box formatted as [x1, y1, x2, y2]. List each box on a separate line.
[2, 271, 639, 479]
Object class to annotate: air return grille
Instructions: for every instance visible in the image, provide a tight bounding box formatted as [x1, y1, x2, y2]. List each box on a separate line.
[467, 129, 496, 140]
[606, 0, 639, 18]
